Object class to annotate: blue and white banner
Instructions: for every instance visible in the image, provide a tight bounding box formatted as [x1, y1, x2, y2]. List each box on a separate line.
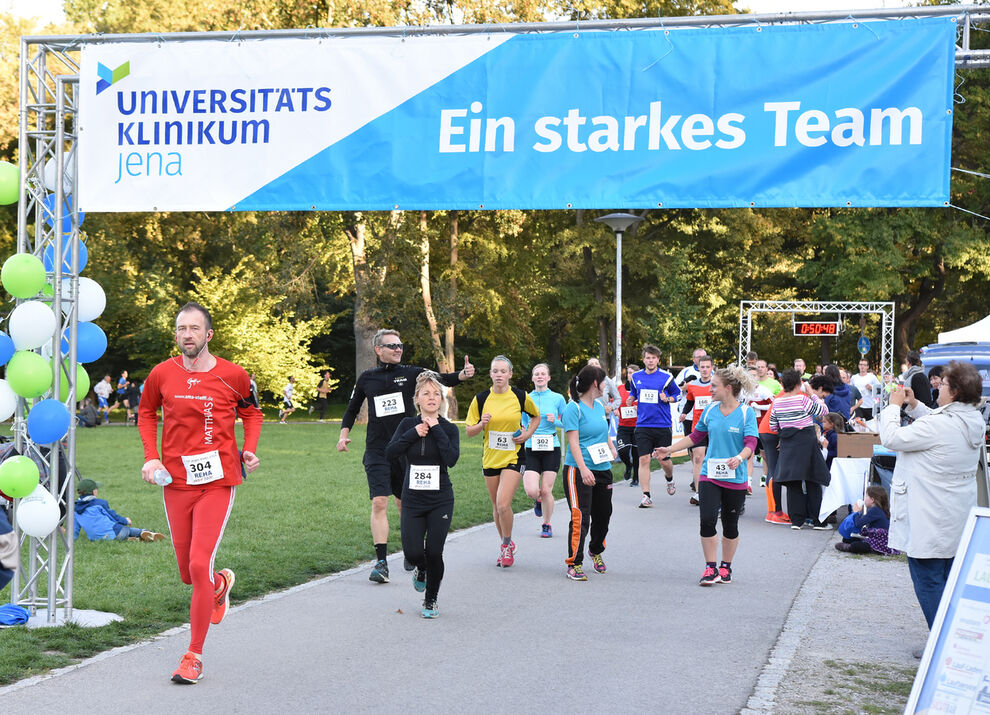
[78, 17, 956, 212]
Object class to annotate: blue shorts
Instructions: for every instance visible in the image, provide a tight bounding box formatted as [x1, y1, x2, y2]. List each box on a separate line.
[98, 396, 109, 408]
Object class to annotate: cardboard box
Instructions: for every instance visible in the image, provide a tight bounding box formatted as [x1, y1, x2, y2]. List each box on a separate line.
[836, 432, 881, 459]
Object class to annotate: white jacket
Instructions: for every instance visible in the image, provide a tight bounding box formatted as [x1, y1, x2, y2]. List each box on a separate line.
[880, 401, 986, 558]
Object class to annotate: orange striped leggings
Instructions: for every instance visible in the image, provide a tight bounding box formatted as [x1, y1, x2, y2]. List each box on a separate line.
[562, 466, 613, 567]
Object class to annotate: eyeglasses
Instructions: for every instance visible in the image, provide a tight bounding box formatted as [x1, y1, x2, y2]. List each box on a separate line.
[380, 343, 403, 350]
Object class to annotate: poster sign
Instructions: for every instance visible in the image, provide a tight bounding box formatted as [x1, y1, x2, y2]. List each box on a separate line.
[78, 18, 956, 212]
[907, 507, 990, 714]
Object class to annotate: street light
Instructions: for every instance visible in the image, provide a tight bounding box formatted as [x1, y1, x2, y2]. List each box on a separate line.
[594, 212, 644, 382]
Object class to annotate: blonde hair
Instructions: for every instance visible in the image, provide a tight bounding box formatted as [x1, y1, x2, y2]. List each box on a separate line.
[414, 370, 444, 408]
[714, 365, 757, 398]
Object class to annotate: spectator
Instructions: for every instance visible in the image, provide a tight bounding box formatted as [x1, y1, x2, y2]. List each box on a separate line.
[900, 350, 934, 408]
[793, 358, 812, 380]
[839, 368, 862, 416]
[316, 371, 332, 422]
[819, 412, 845, 470]
[125, 380, 142, 425]
[770, 369, 830, 530]
[249, 373, 260, 408]
[880, 361, 986, 629]
[78, 397, 100, 428]
[850, 359, 882, 419]
[822, 365, 852, 418]
[73, 479, 165, 542]
[0, 505, 15, 591]
[835, 486, 899, 556]
[746, 351, 758, 369]
[928, 365, 944, 403]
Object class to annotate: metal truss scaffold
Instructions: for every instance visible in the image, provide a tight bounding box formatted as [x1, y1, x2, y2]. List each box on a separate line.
[737, 301, 896, 379]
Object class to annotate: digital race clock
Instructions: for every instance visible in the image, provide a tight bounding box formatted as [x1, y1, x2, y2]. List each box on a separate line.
[793, 321, 840, 336]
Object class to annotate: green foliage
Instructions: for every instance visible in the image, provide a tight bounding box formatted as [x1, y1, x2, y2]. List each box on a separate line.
[188, 259, 337, 402]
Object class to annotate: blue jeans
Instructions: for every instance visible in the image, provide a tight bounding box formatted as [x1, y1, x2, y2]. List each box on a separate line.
[113, 526, 143, 541]
[907, 556, 954, 628]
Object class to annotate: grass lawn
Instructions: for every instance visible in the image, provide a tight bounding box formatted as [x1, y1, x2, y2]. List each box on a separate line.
[1, 421, 631, 685]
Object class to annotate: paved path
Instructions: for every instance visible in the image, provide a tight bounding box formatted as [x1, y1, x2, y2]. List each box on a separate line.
[2, 463, 836, 713]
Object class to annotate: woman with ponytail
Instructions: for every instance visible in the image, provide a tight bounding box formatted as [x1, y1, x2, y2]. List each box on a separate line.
[561, 364, 618, 581]
[658, 366, 759, 586]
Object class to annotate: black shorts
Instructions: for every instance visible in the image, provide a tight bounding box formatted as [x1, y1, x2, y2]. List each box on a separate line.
[283, 398, 294, 409]
[483, 462, 522, 477]
[615, 426, 636, 451]
[635, 427, 672, 460]
[524, 447, 561, 474]
[364, 450, 404, 499]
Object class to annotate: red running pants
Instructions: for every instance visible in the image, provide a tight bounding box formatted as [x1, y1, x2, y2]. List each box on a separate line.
[163, 486, 236, 654]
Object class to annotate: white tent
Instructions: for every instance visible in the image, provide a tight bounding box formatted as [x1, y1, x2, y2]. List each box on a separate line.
[939, 314, 990, 344]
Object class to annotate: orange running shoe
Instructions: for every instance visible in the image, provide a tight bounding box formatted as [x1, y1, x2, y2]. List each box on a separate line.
[171, 651, 203, 684]
[766, 512, 791, 525]
[211, 568, 235, 625]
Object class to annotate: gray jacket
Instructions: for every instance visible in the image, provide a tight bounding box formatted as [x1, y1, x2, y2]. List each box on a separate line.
[881, 401, 986, 558]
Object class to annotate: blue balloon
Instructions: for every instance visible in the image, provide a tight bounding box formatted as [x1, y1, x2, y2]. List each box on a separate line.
[62, 322, 107, 363]
[27, 399, 71, 444]
[43, 240, 88, 274]
[0, 332, 14, 366]
[40, 194, 85, 234]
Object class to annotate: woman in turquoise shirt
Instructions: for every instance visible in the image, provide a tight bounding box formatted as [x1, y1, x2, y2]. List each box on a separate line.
[562, 364, 618, 581]
[522, 363, 568, 538]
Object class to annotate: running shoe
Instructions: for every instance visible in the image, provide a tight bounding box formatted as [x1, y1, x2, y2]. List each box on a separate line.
[413, 567, 427, 593]
[717, 564, 732, 584]
[639, 495, 653, 508]
[746, 485, 753, 495]
[510, 540, 516, 554]
[369, 559, 390, 583]
[566, 564, 588, 581]
[759, 477, 767, 488]
[210, 568, 235, 625]
[171, 652, 203, 684]
[421, 598, 439, 619]
[629, 478, 639, 487]
[139, 530, 166, 542]
[590, 552, 606, 574]
[623, 468, 633, 481]
[540, 524, 552, 538]
[765, 512, 791, 525]
[534, 500, 542, 517]
[699, 565, 721, 586]
[404, 557, 415, 572]
[790, 524, 804, 531]
[499, 543, 514, 568]
[666, 478, 676, 496]
[689, 495, 699, 506]
[812, 522, 833, 531]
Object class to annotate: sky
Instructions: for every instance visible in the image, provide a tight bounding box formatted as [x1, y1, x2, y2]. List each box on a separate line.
[2, 0, 918, 25]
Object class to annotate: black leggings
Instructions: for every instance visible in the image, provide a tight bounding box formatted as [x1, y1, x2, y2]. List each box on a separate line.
[316, 396, 328, 420]
[616, 427, 638, 471]
[698, 480, 746, 539]
[400, 497, 454, 601]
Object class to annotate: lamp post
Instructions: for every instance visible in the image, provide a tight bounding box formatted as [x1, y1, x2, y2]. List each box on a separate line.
[594, 212, 644, 382]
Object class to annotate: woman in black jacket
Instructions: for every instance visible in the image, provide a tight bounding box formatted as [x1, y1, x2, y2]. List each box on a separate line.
[901, 350, 934, 408]
[386, 371, 460, 618]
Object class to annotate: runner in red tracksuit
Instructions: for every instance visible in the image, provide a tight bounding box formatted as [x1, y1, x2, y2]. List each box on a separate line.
[138, 302, 262, 685]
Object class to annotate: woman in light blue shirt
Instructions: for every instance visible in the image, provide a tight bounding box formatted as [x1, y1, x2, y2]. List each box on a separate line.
[562, 364, 618, 581]
[522, 363, 567, 538]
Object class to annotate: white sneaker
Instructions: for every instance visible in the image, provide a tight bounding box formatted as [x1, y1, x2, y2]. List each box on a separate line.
[639, 495, 654, 508]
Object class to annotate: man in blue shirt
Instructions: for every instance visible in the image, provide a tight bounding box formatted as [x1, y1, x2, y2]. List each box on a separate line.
[626, 344, 681, 508]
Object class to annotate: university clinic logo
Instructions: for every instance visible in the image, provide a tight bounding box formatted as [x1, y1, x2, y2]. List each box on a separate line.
[96, 61, 130, 95]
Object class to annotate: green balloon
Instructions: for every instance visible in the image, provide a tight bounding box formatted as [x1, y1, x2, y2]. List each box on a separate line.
[6, 351, 53, 398]
[42, 283, 54, 298]
[1, 253, 47, 299]
[0, 455, 40, 498]
[52, 360, 90, 401]
[0, 161, 17, 206]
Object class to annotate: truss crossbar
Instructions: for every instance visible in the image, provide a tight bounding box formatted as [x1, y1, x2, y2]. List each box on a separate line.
[738, 301, 895, 379]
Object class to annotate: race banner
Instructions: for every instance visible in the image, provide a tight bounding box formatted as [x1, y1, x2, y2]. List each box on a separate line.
[78, 17, 956, 212]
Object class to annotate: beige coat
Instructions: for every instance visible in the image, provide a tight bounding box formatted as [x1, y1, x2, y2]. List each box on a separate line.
[880, 401, 986, 558]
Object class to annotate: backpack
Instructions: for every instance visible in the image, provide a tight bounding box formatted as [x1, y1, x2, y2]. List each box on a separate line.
[475, 387, 528, 417]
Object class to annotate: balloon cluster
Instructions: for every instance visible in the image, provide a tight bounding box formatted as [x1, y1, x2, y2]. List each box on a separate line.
[0, 159, 102, 537]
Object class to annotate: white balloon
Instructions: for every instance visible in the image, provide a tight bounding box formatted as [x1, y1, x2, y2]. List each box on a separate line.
[0, 379, 16, 421]
[40, 342, 53, 360]
[9, 301, 57, 350]
[16, 484, 60, 538]
[61, 277, 106, 322]
[41, 157, 75, 194]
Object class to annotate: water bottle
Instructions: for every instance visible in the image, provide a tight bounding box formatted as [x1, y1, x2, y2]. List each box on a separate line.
[153, 469, 172, 486]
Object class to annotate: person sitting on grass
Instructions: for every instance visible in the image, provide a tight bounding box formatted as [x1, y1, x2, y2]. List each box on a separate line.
[835, 486, 899, 556]
[74, 478, 165, 542]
